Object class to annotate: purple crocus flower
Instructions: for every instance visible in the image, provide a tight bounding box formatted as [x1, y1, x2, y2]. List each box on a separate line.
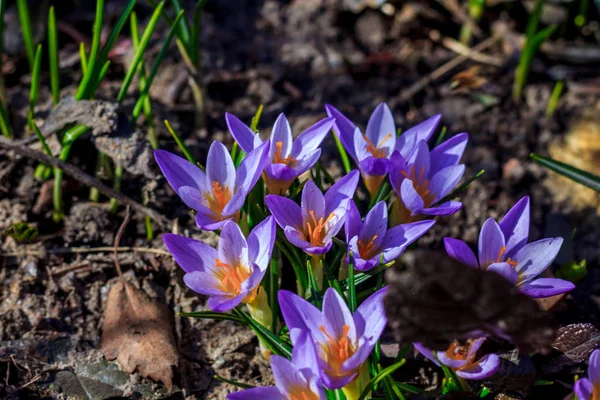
[228, 331, 326, 400]
[574, 349, 600, 400]
[162, 217, 276, 312]
[345, 200, 435, 271]
[154, 140, 269, 230]
[278, 286, 387, 389]
[265, 170, 360, 255]
[444, 196, 575, 298]
[226, 112, 334, 194]
[326, 103, 441, 197]
[414, 338, 500, 380]
[389, 132, 468, 223]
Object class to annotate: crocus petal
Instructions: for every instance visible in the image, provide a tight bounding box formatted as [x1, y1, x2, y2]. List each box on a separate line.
[345, 200, 362, 242]
[321, 288, 357, 343]
[218, 221, 249, 269]
[395, 114, 441, 158]
[324, 206, 348, 239]
[574, 378, 593, 400]
[270, 114, 293, 160]
[284, 226, 312, 251]
[428, 164, 465, 202]
[154, 150, 208, 207]
[358, 157, 390, 176]
[195, 211, 231, 231]
[325, 104, 357, 161]
[478, 218, 506, 268]
[207, 293, 246, 312]
[589, 349, 600, 385]
[518, 278, 575, 298]
[305, 241, 333, 255]
[365, 103, 396, 156]
[513, 237, 563, 282]
[360, 201, 388, 249]
[436, 352, 469, 369]
[302, 180, 327, 221]
[291, 117, 334, 160]
[206, 141, 236, 192]
[241, 264, 267, 294]
[389, 150, 408, 196]
[324, 170, 360, 215]
[413, 343, 441, 366]
[177, 186, 210, 213]
[248, 216, 276, 272]
[354, 286, 388, 344]
[499, 196, 530, 257]
[455, 354, 500, 380]
[271, 355, 310, 397]
[429, 132, 468, 176]
[353, 127, 370, 162]
[487, 262, 519, 284]
[444, 238, 479, 269]
[265, 163, 298, 182]
[380, 220, 435, 263]
[291, 148, 322, 177]
[278, 289, 323, 343]
[225, 112, 257, 153]
[320, 371, 357, 390]
[419, 201, 462, 216]
[407, 141, 431, 181]
[399, 179, 425, 214]
[183, 271, 228, 296]
[291, 331, 321, 379]
[228, 387, 286, 400]
[342, 340, 372, 374]
[162, 233, 217, 274]
[265, 195, 304, 231]
[226, 141, 270, 215]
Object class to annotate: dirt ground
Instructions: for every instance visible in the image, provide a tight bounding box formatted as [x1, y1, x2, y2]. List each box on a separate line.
[1, 0, 600, 398]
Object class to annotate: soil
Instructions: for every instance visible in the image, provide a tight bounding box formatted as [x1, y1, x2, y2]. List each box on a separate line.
[1, 0, 600, 399]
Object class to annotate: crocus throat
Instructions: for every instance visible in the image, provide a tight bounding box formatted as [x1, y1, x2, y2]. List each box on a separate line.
[204, 181, 232, 216]
[287, 386, 320, 400]
[306, 210, 335, 247]
[496, 246, 518, 268]
[319, 325, 355, 377]
[357, 235, 378, 260]
[401, 165, 436, 207]
[444, 340, 478, 371]
[273, 141, 297, 167]
[592, 383, 600, 400]
[214, 258, 251, 295]
[364, 133, 392, 158]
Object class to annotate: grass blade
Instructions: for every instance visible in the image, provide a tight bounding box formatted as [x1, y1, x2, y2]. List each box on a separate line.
[530, 153, 600, 193]
[164, 119, 197, 165]
[75, 0, 105, 100]
[97, 0, 137, 65]
[132, 10, 185, 118]
[347, 252, 357, 313]
[234, 309, 293, 359]
[0, 0, 11, 138]
[48, 6, 60, 105]
[117, 1, 166, 102]
[545, 80, 565, 117]
[191, 0, 208, 66]
[357, 361, 406, 400]
[178, 310, 245, 324]
[29, 44, 42, 117]
[79, 43, 88, 75]
[171, 0, 191, 46]
[333, 132, 352, 174]
[17, 0, 35, 70]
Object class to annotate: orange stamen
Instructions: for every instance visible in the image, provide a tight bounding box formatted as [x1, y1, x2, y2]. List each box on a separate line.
[363, 133, 393, 158]
[496, 246, 518, 268]
[592, 384, 600, 400]
[319, 325, 355, 377]
[214, 258, 251, 294]
[357, 235, 379, 260]
[204, 181, 232, 216]
[288, 387, 320, 400]
[306, 210, 335, 247]
[445, 340, 479, 371]
[273, 141, 297, 167]
[401, 165, 436, 207]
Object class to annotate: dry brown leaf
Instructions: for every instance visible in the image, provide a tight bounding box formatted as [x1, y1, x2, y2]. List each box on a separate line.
[101, 280, 179, 391]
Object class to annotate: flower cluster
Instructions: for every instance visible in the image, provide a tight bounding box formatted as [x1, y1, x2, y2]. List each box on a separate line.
[155, 103, 577, 399]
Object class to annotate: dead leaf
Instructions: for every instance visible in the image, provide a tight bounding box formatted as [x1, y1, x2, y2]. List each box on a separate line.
[552, 323, 600, 363]
[101, 280, 179, 391]
[450, 66, 487, 92]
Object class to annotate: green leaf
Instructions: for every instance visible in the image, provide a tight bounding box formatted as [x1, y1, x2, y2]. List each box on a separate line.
[214, 373, 255, 389]
[17, 0, 35, 70]
[357, 361, 406, 400]
[29, 44, 42, 116]
[433, 169, 485, 206]
[556, 259, 587, 283]
[76, 0, 105, 100]
[267, 247, 279, 333]
[546, 80, 565, 118]
[48, 6, 60, 105]
[131, 10, 186, 118]
[347, 252, 357, 313]
[307, 259, 322, 307]
[234, 309, 293, 359]
[190, 0, 208, 66]
[164, 119, 198, 165]
[333, 131, 352, 174]
[251, 105, 264, 133]
[369, 181, 391, 209]
[116, 1, 165, 102]
[178, 310, 246, 324]
[171, 0, 192, 46]
[79, 43, 88, 75]
[98, 0, 137, 66]
[3, 222, 38, 242]
[531, 153, 600, 192]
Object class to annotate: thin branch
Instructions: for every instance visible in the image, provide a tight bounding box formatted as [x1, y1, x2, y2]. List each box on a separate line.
[0, 136, 170, 228]
[114, 206, 131, 282]
[1, 246, 171, 258]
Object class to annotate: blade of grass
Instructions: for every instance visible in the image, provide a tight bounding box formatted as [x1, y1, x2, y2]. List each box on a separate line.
[234, 309, 293, 359]
[164, 119, 197, 165]
[333, 132, 352, 174]
[116, 1, 166, 102]
[433, 169, 485, 206]
[17, 0, 35, 70]
[79, 42, 88, 75]
[171, 0, 192, 46]
[267, 247, 279, 333]
[347, 252, 357, 313]
[306, 259, 322, 307]
[31, 120, 53, 179]
[97, 0, 137, 65]
[213, 373, 255, 389]
[190, 0, 208, 66]
[48, 6, 60, 105]
[531, 153, 600, 192]
[109, 165, 123, 212]
[545, 80, 564, 117]
[0, 98, 12, 138]
[131, 10, 185, 119]
[178, 310, 245, 324]
[28, 44, 42, 117]
[357, 361, 407, 400]
[75, 0, 104, 100]
[0, 0, 10, 139]
[251, 104, 264, 132]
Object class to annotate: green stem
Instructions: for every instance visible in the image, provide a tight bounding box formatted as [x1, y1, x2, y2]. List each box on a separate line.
[16, 0, 35, 70]
[48, 6, 60, 105]
[109, 165, 124, 213]
[311, 254, 324, 290]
